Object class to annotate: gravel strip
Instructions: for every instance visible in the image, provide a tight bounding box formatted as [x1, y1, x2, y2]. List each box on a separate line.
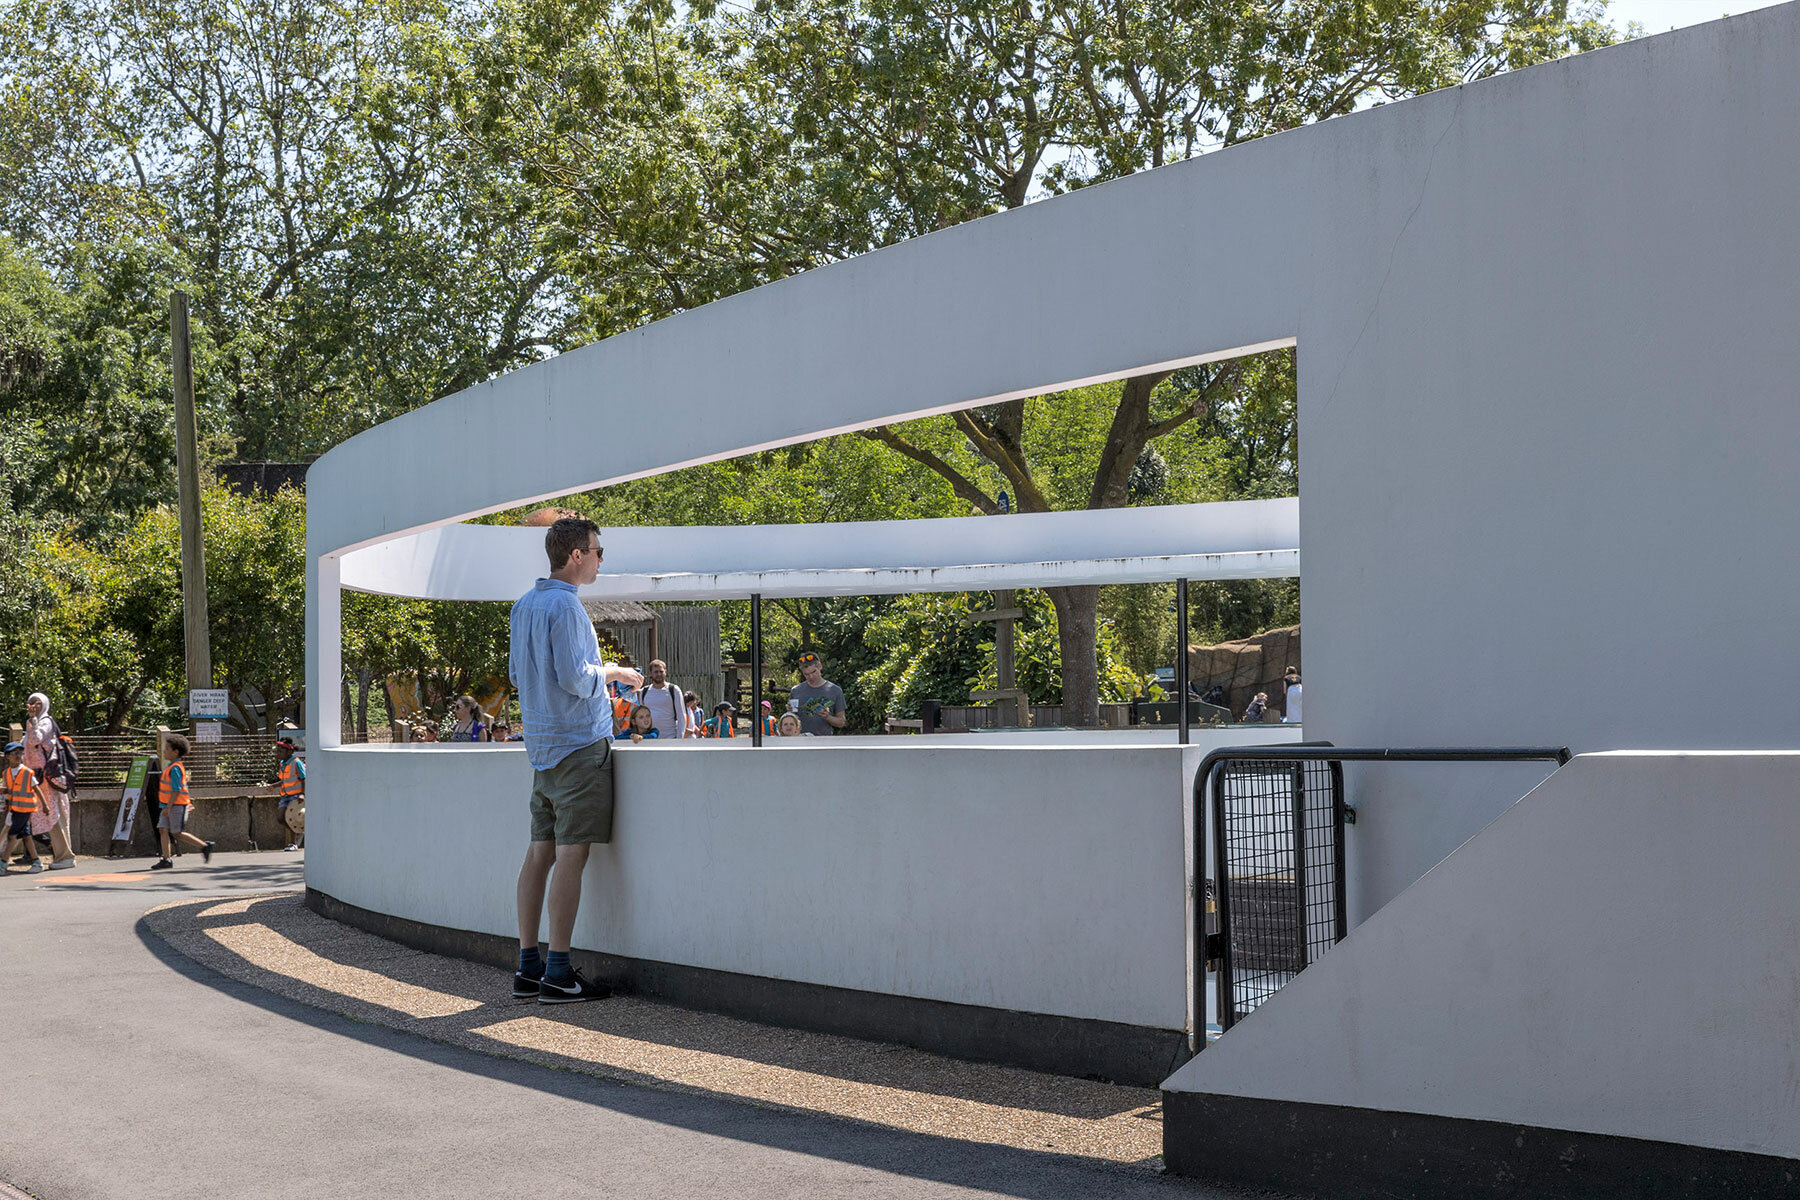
[145, 892, 1165, 1169]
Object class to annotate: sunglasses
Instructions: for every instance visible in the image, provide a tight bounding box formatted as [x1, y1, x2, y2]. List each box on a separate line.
[576, 543, 604, 560]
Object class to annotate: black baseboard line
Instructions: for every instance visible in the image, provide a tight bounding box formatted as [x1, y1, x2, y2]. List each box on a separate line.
[1161, 1089, 1800, 1199]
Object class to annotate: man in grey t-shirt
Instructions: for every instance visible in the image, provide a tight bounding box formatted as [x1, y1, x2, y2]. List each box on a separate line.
[788, 651, 847, 736]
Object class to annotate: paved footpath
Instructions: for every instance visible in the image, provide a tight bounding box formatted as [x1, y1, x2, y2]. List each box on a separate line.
[0, 853, 1258, 1200]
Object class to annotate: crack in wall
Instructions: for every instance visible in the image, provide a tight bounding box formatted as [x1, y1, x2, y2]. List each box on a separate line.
[1318, 87, 1468, 416]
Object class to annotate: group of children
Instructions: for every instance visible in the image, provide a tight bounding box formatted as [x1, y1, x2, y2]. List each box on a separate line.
[0, 731, 310, 874]
[612, 685, 740, 742]
[614, 693, 808, 742]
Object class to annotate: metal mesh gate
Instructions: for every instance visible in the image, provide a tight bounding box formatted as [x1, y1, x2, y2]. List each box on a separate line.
[1211, 758, 1346, 1028]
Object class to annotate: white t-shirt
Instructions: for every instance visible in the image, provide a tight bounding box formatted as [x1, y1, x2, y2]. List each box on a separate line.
[641, 681, 687, 737]
[1284, 682, 1302, 724]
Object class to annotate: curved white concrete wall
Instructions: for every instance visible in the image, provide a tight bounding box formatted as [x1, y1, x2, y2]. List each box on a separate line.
[307, 727, 1300, 1032]
[1163, 752, 1800, 1158]
[1301, 7, 1800, 918]
[339, 500, 1298, 601]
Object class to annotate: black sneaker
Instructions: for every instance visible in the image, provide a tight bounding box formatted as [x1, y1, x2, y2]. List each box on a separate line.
[202, 841, 215, 864]
[150, 859, 174, 870]
[512, 972, 542, 999]
[537, 968, 611, 1005]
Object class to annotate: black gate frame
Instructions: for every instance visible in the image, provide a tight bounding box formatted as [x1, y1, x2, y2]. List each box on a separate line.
[1194, 744, 1571, 1037]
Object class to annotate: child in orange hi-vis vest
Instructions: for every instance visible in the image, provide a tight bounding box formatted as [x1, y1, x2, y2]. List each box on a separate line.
[151, 734, 215, 870]
[2, 742, 45, 872]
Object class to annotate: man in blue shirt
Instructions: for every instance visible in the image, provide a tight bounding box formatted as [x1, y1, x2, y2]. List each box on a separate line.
[508, 517, 641, 1004]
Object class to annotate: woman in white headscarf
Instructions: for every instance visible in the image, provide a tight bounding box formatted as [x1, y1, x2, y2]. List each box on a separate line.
[22, 693, 75, 868]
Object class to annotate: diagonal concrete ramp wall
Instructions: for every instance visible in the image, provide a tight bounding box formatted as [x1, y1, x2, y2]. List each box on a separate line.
[1163, 753, 1800, 1193]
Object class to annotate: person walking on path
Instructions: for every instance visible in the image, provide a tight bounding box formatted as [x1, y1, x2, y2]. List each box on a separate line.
[268, 738, 305, 851]
[152, 734, 215, 870]
[22, 692, 76, 868]
[2, 742, 47, 871]
[789, 652, 848, 736]
[509, 517, 641, 1005]
[638, 660, 688, 739]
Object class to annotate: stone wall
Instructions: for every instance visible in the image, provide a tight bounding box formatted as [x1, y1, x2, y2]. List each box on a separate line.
[1186, 625, 1300, 721]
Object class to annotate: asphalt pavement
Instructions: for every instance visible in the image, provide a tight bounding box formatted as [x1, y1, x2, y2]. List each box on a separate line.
[0, 852, 1255, 1200]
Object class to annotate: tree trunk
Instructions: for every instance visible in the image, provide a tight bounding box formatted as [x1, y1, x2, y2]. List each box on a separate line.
[1046, 584, 1101, 726]
[355, 667, 372, 736]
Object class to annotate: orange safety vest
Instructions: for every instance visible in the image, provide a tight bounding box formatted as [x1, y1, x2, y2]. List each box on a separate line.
[761, 714, 777, 736]
[704, 716, 736, 739]
[277, 758, 304, 798]
[3, 765, 38, 813]
[612, 695, 632, 731]
[162, 760, 192, 807]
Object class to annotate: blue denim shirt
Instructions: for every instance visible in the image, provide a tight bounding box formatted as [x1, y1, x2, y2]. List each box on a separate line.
[509, 578, 611, 770]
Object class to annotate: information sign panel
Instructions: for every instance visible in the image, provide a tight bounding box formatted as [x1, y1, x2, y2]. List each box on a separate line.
[188, 688, 231, 720]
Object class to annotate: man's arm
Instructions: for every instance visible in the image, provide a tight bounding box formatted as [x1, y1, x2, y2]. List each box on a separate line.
[548, 603, 608, 700]
[822, 686, 849, 729]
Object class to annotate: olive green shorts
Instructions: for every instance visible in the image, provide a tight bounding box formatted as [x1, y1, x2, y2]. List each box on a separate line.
[528, 738, 615, 845]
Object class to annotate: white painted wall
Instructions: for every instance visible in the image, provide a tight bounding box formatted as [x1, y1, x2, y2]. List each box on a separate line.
[300, 0, 1800, 1152]
[1297, 7, 1800, 918]
[339, 500, 1297, 602]
[311, 7, 1800, 919]
[1163, 752, 1800, 1158]
[307, 733, 1284, 1031]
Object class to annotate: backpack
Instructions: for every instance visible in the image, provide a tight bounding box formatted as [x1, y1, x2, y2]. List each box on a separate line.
[39, 722, 76, 792]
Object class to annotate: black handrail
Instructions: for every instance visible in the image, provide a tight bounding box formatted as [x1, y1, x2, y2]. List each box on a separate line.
[1191, 743, 1571, 1046]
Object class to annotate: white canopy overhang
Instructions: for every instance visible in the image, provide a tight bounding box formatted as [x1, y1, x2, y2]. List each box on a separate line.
[339, 498, 1298, 602]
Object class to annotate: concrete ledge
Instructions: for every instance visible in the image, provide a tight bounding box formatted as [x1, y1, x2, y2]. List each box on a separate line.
[1161, 1091, 1800, 1199]
[307, 886, 1192, 1088]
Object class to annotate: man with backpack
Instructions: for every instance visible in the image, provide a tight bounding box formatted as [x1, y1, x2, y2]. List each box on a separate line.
[639, 659, 688, 739]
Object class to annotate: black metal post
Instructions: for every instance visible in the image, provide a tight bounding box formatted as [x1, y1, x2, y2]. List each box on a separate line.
[750, 593, 763, 747]
[1290, 762, 1309, 972]
[1209, 760, 1233, 1032]
[1176, 578, 1189, 745]
[1330, 760, 1348, 942]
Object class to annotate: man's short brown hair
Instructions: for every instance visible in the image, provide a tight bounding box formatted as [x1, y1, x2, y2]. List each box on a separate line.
[544, 517, 601, 570]
[165, 734, 191, 759]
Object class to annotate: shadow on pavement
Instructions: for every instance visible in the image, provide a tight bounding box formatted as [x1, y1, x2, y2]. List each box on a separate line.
[134, 913, 1224, 1200]
[166, 893, 1147, 1123]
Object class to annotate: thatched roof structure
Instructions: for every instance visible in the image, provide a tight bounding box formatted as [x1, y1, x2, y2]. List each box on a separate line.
[582, 598, 656, 626]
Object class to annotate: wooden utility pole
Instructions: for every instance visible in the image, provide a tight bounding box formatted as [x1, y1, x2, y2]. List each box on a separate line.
[171, 292, 212, 700]
[969, 589, 1028, 727]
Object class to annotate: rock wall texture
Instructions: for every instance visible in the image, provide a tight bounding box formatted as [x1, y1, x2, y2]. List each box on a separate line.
[1187, 625, 1300, 721]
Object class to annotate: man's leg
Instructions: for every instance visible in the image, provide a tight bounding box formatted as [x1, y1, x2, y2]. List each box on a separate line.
[158, 827, 173, 860]
[545, 843, 591, 953]
[516, 840, 555, 949]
